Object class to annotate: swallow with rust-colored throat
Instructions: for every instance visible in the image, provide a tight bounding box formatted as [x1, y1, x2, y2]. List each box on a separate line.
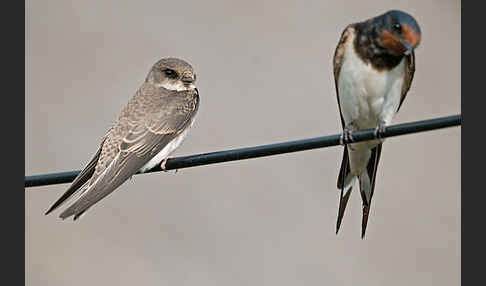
[45, 57, 200, 220]
[332, 10, 421, 238]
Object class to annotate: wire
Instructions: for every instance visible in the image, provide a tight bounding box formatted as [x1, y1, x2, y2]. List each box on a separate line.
[25, 114, 461, 188]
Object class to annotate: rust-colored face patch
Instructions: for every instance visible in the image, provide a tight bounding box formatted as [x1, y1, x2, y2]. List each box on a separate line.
[401, 24, 421, 47]
[379, 24, 421, 56]
[379, 30, 405, 56]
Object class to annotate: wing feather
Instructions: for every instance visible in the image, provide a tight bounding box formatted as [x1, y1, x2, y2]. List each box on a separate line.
[334, 26, 354, 192]
[58, 87, 199, 219]
[44, 134, 109, 215]
[333, 25, 353, 129]
[333, 26, 355, 234]
[398, 52, 415, 111]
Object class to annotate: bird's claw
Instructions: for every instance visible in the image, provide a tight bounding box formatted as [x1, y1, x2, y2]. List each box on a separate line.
[340, 127, 354, 145]
[160, 157, 179, 174]
[374, 122, 386, 141]
[160, 157, 170, 172]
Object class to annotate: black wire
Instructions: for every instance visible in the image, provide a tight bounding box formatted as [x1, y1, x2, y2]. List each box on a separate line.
[25, 114, 461, 188]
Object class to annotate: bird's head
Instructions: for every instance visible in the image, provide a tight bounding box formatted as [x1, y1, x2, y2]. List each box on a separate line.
[375, 10, 421, 56]
[146, 57, 197, 91]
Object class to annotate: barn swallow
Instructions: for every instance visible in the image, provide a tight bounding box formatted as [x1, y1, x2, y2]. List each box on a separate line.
[45, 58, 200, 220]
[332, 10, 421, 238]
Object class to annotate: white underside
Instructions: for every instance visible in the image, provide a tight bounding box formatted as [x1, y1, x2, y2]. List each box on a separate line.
[139, 117, 196, 173]
[338, 31, 405, 175]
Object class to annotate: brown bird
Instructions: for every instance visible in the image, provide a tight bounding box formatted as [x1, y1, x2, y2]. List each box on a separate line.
[333, 10, 421, 238]
[45, 57, 200, 220]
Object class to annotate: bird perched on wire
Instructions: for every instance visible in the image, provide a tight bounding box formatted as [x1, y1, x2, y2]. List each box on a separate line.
[332, 10, 421, 238]
[45, 57, 200, 220]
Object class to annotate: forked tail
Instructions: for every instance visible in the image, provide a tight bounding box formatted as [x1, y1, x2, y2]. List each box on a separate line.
[336, 144, 382, 238]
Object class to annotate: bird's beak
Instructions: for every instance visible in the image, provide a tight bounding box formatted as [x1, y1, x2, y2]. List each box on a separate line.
[400, 39, 414, 55]
[181, 71, 195, 85]
[181, 77, 194, 84]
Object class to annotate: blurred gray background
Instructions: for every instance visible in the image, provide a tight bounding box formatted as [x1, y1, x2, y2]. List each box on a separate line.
[26, 0, 460, 285]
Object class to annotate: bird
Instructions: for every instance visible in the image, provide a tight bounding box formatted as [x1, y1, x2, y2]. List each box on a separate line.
[45, 57, 200, 220]
[332, 10, 421, 238]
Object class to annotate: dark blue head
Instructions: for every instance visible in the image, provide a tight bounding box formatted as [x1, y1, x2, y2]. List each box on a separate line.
[374, 10, 422, 56]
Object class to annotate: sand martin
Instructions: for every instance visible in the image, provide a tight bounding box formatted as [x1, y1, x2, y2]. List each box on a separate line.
[45, 57, 200, 220]
[332, 10, 421, 238]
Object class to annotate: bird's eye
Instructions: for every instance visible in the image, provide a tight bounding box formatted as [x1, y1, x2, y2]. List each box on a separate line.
[393, 23, 402, 33]
[164, 69, 178, 78]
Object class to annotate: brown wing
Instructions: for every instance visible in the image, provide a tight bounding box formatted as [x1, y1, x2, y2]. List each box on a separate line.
[334, 26, 356, 235]
[397, 51, 416, 112]
[44, 133, 110, 215]
[333, 25, 354, 129]
[59, 87, 199, 219]
[334, 26, 354, 188]
[119, 91, 199, 156]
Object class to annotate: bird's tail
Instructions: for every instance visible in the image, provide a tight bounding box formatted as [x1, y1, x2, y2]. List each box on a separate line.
[358, 171, 372, 238]
[336, 144, 383, 238]
[336, 146, 357, 234]
[358, 144, 382, 239]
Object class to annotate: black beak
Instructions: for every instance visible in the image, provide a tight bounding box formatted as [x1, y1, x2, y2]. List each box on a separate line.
[400, 39, 414, 55]
[181, 77, 194, 84]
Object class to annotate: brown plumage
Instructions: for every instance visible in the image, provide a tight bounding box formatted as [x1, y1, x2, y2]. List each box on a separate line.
[45, 58, 200, 220]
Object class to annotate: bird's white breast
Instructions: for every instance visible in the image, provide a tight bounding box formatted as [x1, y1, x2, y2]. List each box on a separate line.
[338, 31, 405, 130]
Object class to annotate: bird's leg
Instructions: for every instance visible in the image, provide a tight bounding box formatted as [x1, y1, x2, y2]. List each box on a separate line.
[340, 122, 356, 145]
[160, 157, 179, 173]
[374, 121, 387, 143]
[160, 157, 172, 172]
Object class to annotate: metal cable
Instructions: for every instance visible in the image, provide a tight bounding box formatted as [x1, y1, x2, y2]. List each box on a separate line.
[25, 114, 461, 188]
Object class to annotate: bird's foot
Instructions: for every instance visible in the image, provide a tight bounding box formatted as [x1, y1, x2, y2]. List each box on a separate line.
[340, 125, 355, 145]
[374, 121, 387, 142]
[160, 157, 171, 172]
[160, 157, 178, 173]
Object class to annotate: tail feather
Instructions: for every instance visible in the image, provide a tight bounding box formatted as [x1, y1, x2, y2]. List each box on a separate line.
[336, 146, 357, 234]
[58, 152, 142, 220]
[73, 208, 89, 221]
[359, 172, 371, 239]
[336, 178, 355, 234]
[361, 204, 370, 239]
[359, 172, 372, 204]
[45, 138, 106, 215]
[359, 143, 383, 239]
[337, 146, 350, 189]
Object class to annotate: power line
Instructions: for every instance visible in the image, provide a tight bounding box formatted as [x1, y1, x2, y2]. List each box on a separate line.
[25, 114, 461, 188]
